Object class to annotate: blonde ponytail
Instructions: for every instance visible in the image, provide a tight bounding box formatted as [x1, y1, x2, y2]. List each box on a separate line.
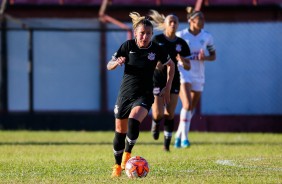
[148, 10, 166, 31]
[186, 6, 194, 14]
[186, 6, 203, 20]
[129, 12, 151, 30]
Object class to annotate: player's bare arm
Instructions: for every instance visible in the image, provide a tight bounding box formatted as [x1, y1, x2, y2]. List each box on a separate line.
[198, 49, 216, 61]
[155, 61, 164, 70]
[176, 53, 191, 70]
[160, 59, 174, 105]
[107, 57, 126, 70]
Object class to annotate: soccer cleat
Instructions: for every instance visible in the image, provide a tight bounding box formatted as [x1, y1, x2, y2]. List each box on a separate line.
[121, 152, 131, 170]
[151, 121, 160, 140]
[174, 137, 181, 148]
[111, 164, 122, 178]
[164, 136, 171, 151]
[163, 147, 170, 152]
[181, 139, 190, 148]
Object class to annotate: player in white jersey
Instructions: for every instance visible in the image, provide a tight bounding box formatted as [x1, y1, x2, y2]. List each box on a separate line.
[174, 7, 216, 148]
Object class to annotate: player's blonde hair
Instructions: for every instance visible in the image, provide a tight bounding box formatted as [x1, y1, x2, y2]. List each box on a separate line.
[129, 12, 153, 30]
[149, 10, 179, 31]
[186, 6, 203, 20]
[148, 10, 165, 30]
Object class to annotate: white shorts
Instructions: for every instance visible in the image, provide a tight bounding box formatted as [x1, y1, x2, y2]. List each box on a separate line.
[178, 65, 205, 92]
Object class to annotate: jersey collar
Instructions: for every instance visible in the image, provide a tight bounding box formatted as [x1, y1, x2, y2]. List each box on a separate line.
[135, 39, 152, 49]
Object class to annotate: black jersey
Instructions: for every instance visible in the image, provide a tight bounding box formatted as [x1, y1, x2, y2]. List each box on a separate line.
[152, 34, 191, 88]
[113, 39, 170, 99]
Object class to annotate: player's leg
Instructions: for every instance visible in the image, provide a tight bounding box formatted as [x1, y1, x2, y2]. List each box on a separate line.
[189, 79, 204, 127]
[122, 104, 149, 169]
[125, 106, 148, 153]
[176, 82, 192, 148]
[112, 118, 128, 177]
[180, 81, 203, 149]
[151, 94, 164, 140]
[163, 93, 178, 151]
[186, 90, 202, 140]
[152, 66, 166, 140]
[112, 97, 131, 176]
[191, 90, 202, 113]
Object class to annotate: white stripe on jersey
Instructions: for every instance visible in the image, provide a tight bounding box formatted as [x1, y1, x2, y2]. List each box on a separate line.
[176, 29, 215, 80]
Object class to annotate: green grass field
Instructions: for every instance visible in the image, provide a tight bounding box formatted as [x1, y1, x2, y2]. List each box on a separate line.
[0, 131, 281, 183]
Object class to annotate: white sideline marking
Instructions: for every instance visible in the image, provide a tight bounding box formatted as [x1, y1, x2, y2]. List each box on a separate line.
[158, 168, 195, 173]
[216, 159, 282, 171]
[216, 160, 236, 167]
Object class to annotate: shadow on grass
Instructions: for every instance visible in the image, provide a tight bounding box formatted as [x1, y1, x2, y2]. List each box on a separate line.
[0, 141, 281, 146]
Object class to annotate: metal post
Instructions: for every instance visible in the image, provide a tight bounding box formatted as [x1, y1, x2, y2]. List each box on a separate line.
[100, 22, 107, 112]
[0, 17, 8, 113]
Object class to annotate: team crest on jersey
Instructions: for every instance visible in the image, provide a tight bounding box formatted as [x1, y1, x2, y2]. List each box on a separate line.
[175, 44, 182, 52]
[148, 52, 156, 61]
[200, 39, 205, 45]
[114, 105, 119, 114]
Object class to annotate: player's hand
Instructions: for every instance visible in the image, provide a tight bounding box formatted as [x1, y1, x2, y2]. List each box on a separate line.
[160, 86, 170, 105]
[176, 54, 184, 65]
[198, 49, 205, 61]
[116, 57, 126, 66]
[176, 54, 190, 70]
[155, 62, 164, 70]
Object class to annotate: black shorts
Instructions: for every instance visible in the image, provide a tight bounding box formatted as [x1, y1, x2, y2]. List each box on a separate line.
[153, 85, 180, 96]
[153, 79, 180, 96]
[114, 96, 154, 119]
[153, 69, 180, 96]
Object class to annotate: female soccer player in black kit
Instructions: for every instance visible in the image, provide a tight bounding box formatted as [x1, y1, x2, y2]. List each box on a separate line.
[107, 12, 175, 177]
[149, 10, 191, 151]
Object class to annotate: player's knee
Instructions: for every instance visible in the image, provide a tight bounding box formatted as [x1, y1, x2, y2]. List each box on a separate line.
[152, 109, 163, 120]
[153, 113, 163, 121]
[164, 112, 175, 120]
[115, 120, 128, 133]
[113, 132, 126, 152]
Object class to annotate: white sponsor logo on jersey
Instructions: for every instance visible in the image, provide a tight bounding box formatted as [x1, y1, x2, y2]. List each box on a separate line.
[114, 105, 119, 114]
[153, 87, 160, 95]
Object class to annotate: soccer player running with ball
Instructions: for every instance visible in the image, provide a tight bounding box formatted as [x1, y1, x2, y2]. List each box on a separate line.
[174, 7, 216, 148]
[107, 12, 175, 178]
[148, 10, 191, 151]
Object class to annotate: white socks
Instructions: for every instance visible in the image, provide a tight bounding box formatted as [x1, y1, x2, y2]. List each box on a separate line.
[175, 108, 192, 141]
